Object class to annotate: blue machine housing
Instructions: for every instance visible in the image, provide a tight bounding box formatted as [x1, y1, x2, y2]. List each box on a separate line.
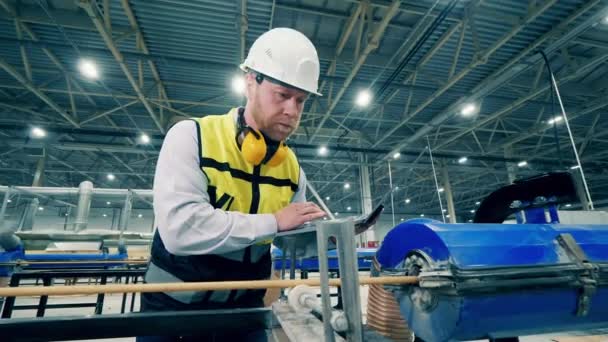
[0, 245, 129, 276]
[376, 219, 608, 341]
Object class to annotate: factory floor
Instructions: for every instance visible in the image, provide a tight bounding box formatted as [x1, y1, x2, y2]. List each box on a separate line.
[5, 272, 608, 342]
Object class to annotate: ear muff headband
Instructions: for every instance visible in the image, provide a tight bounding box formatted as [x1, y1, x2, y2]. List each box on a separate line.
[236, 107, 289, 167]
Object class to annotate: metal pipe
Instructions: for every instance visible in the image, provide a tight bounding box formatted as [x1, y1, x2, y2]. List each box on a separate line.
[0, 186, 152, 197]
[118, 190, 133, 237]
[74, 181, 93, 232]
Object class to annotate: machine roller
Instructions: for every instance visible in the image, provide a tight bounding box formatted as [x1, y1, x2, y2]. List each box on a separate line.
[374, 173, 608, 341]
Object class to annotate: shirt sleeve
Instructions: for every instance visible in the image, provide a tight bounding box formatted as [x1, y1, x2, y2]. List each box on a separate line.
[153, 120, 278, 256]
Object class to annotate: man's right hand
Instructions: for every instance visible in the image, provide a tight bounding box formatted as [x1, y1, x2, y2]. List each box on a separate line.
[274, 202, 326, 232]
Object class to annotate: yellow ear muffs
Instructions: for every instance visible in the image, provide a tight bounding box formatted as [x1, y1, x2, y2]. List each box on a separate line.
[240, 128, 267, 166]
[266, 141, 288, 167]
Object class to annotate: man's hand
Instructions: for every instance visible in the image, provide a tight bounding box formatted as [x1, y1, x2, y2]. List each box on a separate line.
[274, 202, 326, 232]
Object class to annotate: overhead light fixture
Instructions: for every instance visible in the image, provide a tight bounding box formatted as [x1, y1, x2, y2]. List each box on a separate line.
[475, 201, 481, 205]
[103, 214, 107, 217]
[460, 102, 478, 117]
[7, 199, 12, 203]
[446, 214, 450, 218]
[468, 219, 473, 223]
[231, 75, 246, 94]
[344, 182, 350, 190]
[565, 204, 572, 208]
[604, 16, 608, 24]
[355, 89, 372, 107]
[325, 196, 330, 201]
[323, 217, 327, 220]
[470, 209, 475, 213]
[438, 187, 444, 193]
[570, 165, 580, 170]
[38, 206, 44, 211]
[31, 127, 47, 138]
[107, 173, 116, 181]
[458, 156, 468, 164]
[394, 186, 399, 191]
[400, 218, 404, 222]
[318, 145, 328, 156]
[393, 152, 401, 159]
[517, 161, 528, 168]
[442, 209, 447, 213]
[420, 214, 425, 217]
[140, 133, 151, 144]
[106, 201, 111, 205]
[347, 206, 351, 211]
[78, 58, 99, 79]
[334, 212, 339, 216]
[547, 115, 563, 125]
[405, 198, 411, 204]
[138, 213, 143, 218]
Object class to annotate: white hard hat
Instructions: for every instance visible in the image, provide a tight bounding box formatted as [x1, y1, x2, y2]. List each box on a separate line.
[240, 27, 322, 96]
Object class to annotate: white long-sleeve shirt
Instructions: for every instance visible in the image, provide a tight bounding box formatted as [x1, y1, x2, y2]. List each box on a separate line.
[153, 119, 307, 257]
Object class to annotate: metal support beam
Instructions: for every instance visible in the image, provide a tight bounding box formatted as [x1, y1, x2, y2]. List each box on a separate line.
[309, 0, 401, 142]
[31, 148, 46, 187]
[359, 153, 374, 243]
[380, 0, 602, 158]
[79, 0, 165, 133]
[0, 58, 80, 127]
[441, 163, 456, 223]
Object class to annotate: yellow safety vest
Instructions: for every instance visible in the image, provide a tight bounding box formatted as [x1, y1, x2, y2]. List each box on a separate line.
[193, 108, 300, 216]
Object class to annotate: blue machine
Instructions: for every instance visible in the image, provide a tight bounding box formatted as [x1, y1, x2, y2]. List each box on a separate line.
[0, 242, 129, 277]
[272, 248, 376, 272]
[375, 173, 608, 341]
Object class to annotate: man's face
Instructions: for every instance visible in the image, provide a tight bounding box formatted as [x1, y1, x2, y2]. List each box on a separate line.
[246, 73, 309, 141]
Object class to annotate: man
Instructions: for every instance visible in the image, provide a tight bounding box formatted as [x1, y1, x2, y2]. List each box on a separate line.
[138, 27, 326, 341]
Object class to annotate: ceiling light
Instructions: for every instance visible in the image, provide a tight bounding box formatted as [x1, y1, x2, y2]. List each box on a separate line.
[7, 199, 12, 203]
[517, 161, 528, 167]
[460, 102, 478, 117]
[138, 213, 143, 218]
[231, 75, 246, 94]
[393, 152, 401, 159]
[106, 201, 111, 205]
[344, 183, 350, 190]
[604, 16, 608, 24]
[475, 201, 480, 205]
[107, 173, 116, 181]
[470, 209, 475, 213]
[394, 186, 399, 191]
[438, 187, 444, 193]
[420, 214, 425, 217]
[31, 127, 46, 138]
[325, 196, 330, 201]
[334, 212, 339, 216]
[468, 219, 473, 223]
[140, 133, 151, 144]
[347, 206, 351, 211]
[400, 218, 404, 222]
[547, 116, 563, 125]
[102, 214, 107, 217]
[442, 209, 447, 213]
[446, 214, 450, 218]
[78, 58, 99, 79]
[38, 206, 44, 211]
[323, 217, 327, 220]
[405, 198, 411, 204]
[570, 165, 580, 170]
[458, 156, 468, 164]
[318, 145, 328, 156]
[355, 89, 372, 107]
[565, 204, 572, 208]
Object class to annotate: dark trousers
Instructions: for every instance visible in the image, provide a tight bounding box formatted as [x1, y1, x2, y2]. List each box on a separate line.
[135, 290, 268, 342]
